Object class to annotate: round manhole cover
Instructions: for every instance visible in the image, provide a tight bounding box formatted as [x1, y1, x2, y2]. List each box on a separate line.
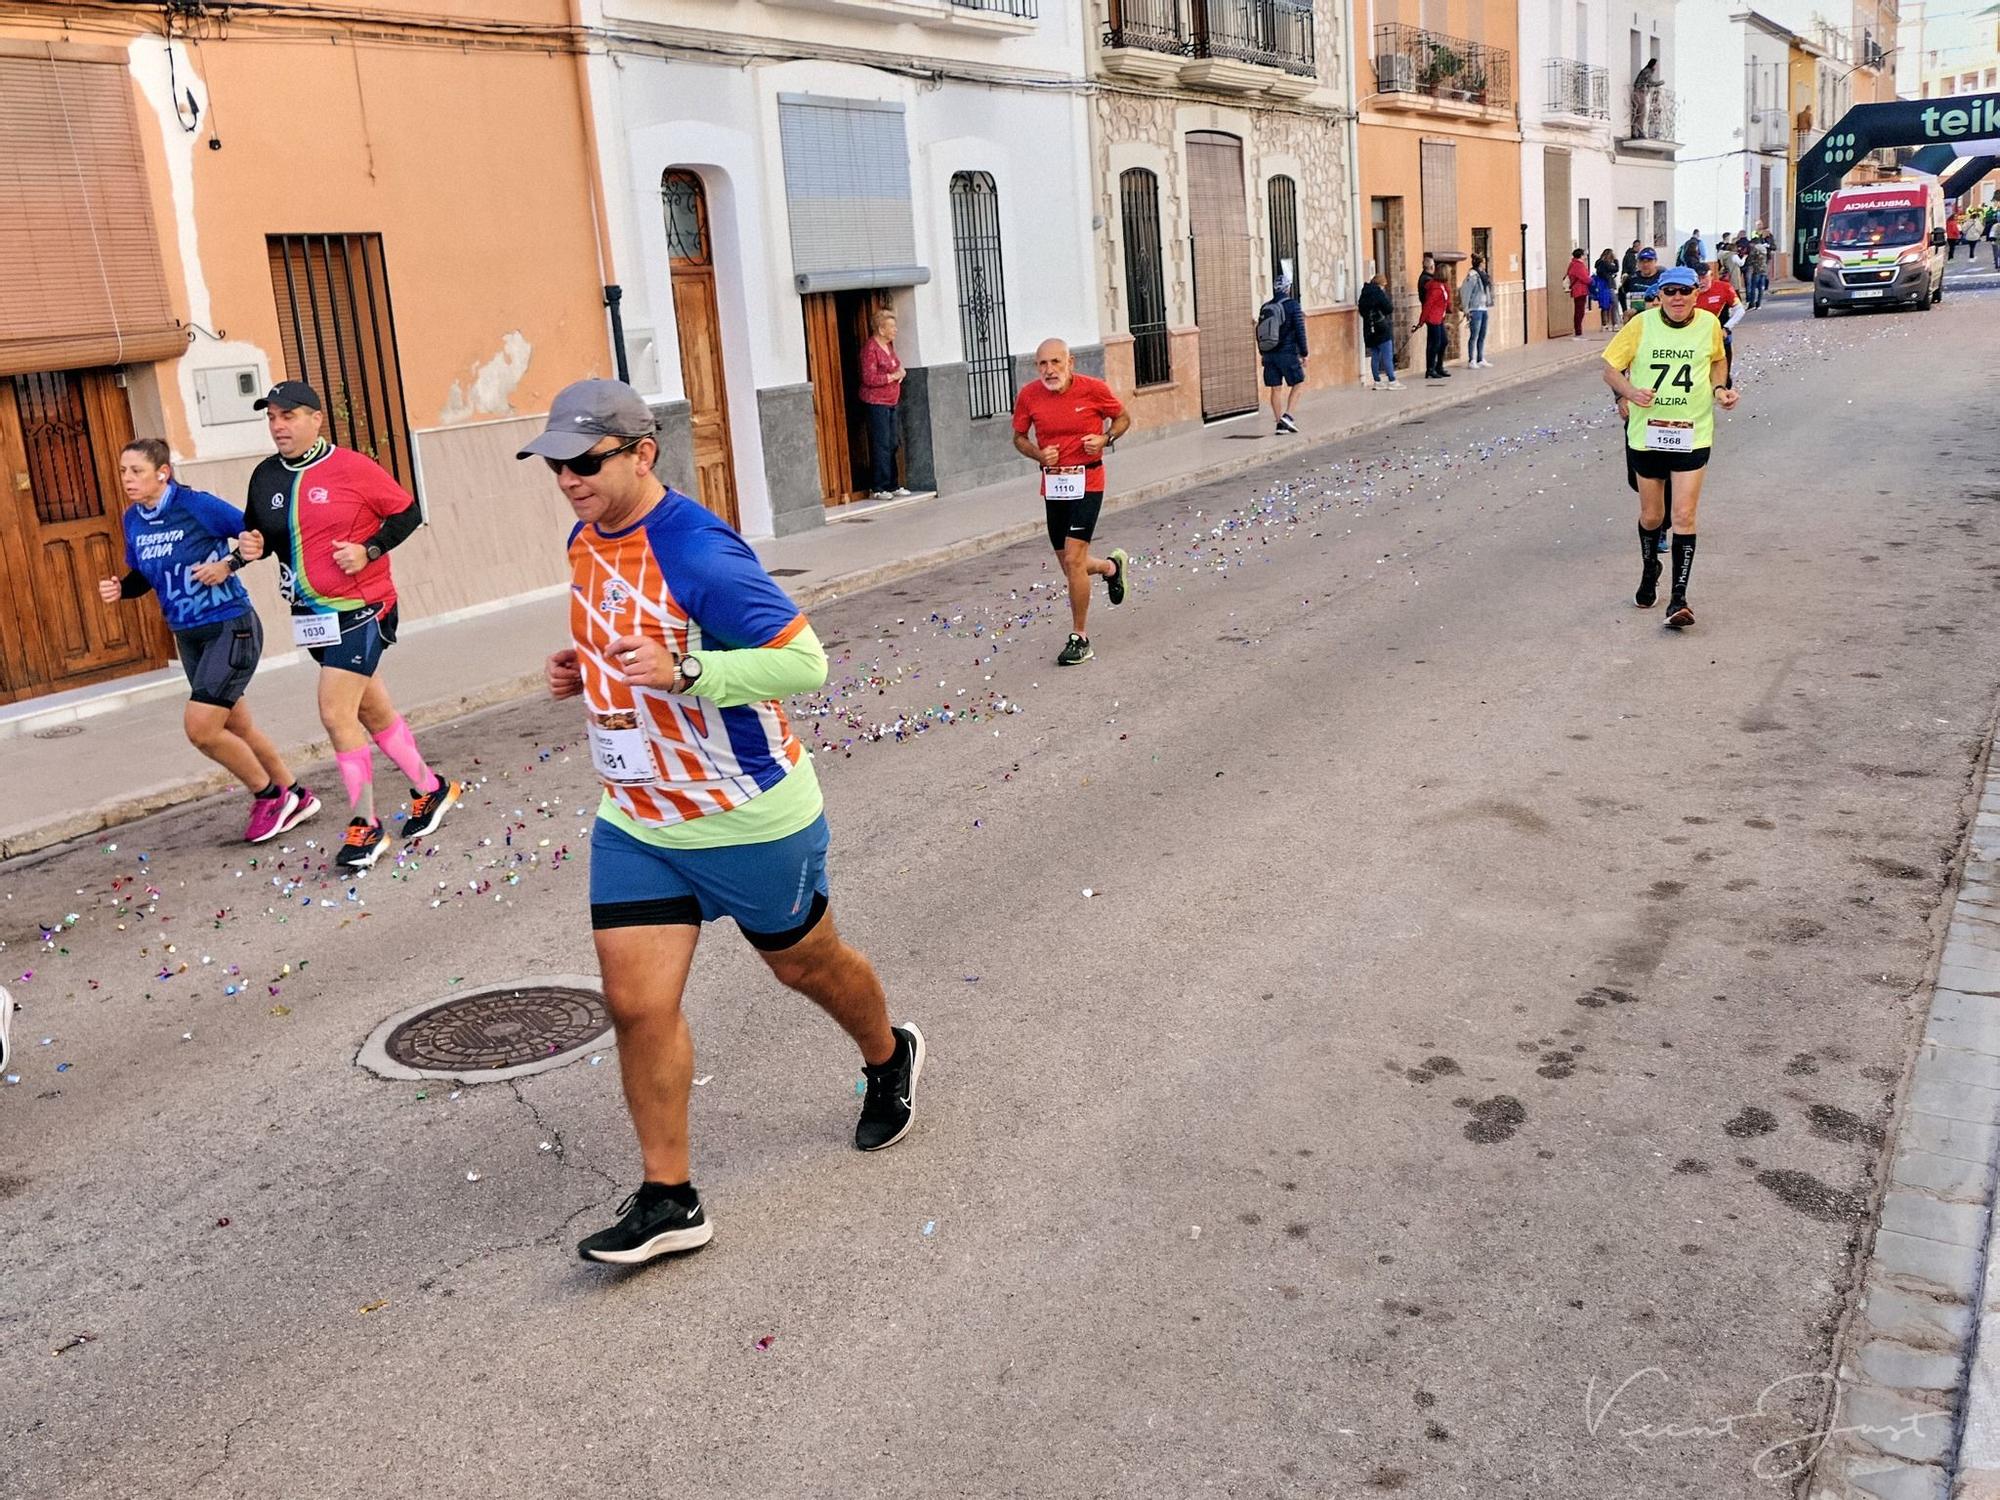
[357, 976, 611, 1082]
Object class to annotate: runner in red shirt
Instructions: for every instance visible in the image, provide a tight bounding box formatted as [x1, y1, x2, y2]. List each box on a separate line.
[1011, 339, 1132, 665]
[1692, 260, 1744, 388]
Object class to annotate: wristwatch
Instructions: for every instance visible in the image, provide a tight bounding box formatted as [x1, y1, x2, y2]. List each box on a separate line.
[675, 655, 703, 693]
[364, 542, 384, 562]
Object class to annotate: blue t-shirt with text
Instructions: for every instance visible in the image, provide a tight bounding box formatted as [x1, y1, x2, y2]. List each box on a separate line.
[122, 482, 252, 634]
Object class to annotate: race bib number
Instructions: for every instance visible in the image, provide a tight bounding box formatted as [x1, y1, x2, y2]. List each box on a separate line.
[290, 612, 341, 648]
[1644, 419, 1696, 453]
[588, 711, 654, 786]
[1042, 467, 1086, 501]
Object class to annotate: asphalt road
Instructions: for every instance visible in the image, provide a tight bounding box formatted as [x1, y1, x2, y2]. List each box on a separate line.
[5, 273, 2000, 1500]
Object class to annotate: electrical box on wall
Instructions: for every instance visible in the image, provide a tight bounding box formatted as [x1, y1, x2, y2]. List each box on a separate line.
[193, 366, 263, 426]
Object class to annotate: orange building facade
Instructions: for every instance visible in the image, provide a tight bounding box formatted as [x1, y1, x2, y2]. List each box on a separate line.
[0, 3, 612, 706]
[1352, 0, 1527, 361]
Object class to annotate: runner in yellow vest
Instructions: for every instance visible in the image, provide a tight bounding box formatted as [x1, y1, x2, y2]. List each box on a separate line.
[1600, 266, 1740, 628]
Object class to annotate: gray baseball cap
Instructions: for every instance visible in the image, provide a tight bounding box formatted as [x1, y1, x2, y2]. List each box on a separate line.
[516, 379, 656, 462]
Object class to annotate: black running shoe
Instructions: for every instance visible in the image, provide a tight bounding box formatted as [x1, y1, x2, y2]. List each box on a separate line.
[1106, 549, 1129, 607]
[577, 1184, 713, 1264]
[856, 1022, 925, 1152]
[399, 777, 462, 841]
[1635, 556, 1661, 609]
[1664, 597, 1695, 630]
[1057, 633, 1093, 666]
[334, 817, 387, 871]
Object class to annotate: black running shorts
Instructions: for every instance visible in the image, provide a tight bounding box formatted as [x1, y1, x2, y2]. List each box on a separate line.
[176, 612, 262, 709]
[1044, 493, 1104, 550]
[1627, 445, 1711, 482]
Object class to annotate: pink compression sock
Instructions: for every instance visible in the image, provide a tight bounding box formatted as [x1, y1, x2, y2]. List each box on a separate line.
[372, 715, 439, 794]
[334, 746, 375, 821]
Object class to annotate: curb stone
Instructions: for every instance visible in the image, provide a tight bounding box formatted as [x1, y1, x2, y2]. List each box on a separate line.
[1811, 700, 2000, 1500]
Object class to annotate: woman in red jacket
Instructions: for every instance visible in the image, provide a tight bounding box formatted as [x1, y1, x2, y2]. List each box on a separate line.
[858, 307, 912, 500]
[1418, 260, 1452, 378]
[1566, 249, 1591, 336]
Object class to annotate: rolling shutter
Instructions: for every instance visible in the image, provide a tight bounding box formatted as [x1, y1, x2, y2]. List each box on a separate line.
[777, 95, 930, 293]
[0, 44, 184, 376]
[1420, 140, 1459, 254]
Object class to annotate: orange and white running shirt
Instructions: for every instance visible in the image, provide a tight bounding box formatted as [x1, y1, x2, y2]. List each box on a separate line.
[568, 492, 808, 828]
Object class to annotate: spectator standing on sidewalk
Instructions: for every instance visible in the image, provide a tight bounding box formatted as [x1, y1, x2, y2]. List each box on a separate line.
[1418, 263, 1451, 378]
[858, 308, 914, 502]
[1947, 210, 1962, 259]
[1743, 235, 1770, 308]
[1459, 254, 1493, 367]
[1566, 249, 1592, 337]
[1358, 269, 1404, 390]
[1258, 272, 1308, 434]
[1622, 240, 1642, 280]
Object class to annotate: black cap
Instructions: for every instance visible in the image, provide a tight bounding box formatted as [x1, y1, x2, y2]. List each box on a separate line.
[253, 380, 322, 412]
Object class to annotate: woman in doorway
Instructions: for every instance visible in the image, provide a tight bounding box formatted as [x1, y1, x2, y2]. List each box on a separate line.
[96, 439, 318, 844]
[1566, 249, 1592, 337]
[858, 307, 914, 502]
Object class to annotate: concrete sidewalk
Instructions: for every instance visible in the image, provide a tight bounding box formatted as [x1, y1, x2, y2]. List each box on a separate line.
[0, 333, 1606, 860]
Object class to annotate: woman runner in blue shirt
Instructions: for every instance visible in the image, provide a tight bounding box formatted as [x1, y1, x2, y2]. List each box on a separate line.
[97, 439, 319, 844]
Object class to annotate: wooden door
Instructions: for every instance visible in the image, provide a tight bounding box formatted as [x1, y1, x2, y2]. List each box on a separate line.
[0, 369, 165, 704]
[801, 292, 862, 507]
[1186, 131, 1258, 421]
[1543, 148, 1575, 338]
[663, 171, 740, 528]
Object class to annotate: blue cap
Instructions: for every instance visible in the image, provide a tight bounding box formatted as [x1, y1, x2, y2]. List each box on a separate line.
[1656, 267, 1698, 290]
[1638, 247, 1658, 261]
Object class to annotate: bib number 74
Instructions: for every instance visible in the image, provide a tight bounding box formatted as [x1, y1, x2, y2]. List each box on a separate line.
[1647, 362, 1695, 393]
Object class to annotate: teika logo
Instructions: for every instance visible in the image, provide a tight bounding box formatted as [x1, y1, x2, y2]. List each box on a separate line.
[1921, 99, 2000, 138]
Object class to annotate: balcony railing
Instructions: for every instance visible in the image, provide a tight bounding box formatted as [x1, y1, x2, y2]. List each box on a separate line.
[952, 0, 1038, 15]
[1373, 23, 1512, 110]
[1104, 0, 1314, 76]
[1620, 83, 1679, 143]
[1545, 58, 1609, 118]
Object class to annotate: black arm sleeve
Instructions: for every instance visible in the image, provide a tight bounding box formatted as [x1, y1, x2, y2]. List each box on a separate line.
[366, 502, 424, 554]
[119, 569, 153, 599]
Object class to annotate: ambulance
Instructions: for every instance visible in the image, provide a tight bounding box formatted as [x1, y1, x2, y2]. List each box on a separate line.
[1812, 178, 1946, 316]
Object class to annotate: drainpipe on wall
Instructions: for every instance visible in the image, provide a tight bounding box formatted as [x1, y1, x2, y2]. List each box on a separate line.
[1519, 222, 1530, 346]
[568, 0, 628, 383]
[1342, 0, 1367, 382]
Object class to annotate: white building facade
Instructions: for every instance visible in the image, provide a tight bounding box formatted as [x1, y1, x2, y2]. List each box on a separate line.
[1518, 0, 1678, 339]
[1673, 5, 1802, 268]
[579, 0, 1100, 538]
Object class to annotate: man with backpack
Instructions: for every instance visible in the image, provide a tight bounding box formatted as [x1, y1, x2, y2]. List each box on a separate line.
[1679, 229, 1705, 270]
[1257, 271, 1309, 434]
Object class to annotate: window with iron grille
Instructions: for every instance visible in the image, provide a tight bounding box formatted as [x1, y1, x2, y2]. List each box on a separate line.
[266, 234, 415, 492]
[948, 172, 1013, 421]
[1120, 169, 1172, 387]
[1268, 174, 1300, 292]
[11, 371, 104, 523]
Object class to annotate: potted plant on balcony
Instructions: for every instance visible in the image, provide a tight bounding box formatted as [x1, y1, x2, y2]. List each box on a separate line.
[1459, 62, 1488, 103]
[1418, 45, 1462, 97]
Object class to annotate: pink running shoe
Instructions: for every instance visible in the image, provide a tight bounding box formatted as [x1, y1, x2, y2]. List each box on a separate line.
[278, 783, 322, 835]
[244, 787, 300, 845]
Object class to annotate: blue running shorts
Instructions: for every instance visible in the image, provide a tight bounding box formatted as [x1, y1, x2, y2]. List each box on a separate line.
[589, 813, 831, 950]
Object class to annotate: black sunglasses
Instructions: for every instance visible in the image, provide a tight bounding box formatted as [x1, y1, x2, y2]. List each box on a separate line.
[546, 435, 644, 477]
[1658, 287, 1696, 296]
